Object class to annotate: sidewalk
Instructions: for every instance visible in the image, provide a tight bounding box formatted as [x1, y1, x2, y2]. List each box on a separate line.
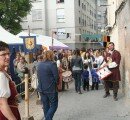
[19, 82, 130, 120]
[19, 90, 63, 120]
[19, 91, 43, 120]
[54, 83, 130, 120]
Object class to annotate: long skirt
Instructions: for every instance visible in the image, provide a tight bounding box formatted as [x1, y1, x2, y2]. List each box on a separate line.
[0, 106, 21, 120]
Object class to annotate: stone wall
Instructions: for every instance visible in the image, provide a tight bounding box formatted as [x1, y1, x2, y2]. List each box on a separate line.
[117, 0, 130, 98]
[107, 0, 130, 99]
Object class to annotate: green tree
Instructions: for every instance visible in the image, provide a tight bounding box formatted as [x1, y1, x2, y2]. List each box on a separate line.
[0, 0, 32, 34]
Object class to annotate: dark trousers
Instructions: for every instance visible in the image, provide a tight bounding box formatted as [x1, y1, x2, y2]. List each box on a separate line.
[40, 92, 58, 120]
[62, 81, 69, 90]
[73, 70, 82, 92]
[104, 81, 119, 95]
[83, 81, 89, 91]
[91, 82, 99, 90]
[62, 81, 65, 91]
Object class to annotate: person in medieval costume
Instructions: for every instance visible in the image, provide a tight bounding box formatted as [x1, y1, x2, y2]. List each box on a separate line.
[103, 42, 121, 101]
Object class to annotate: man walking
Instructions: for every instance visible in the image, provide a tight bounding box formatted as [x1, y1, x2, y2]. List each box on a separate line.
[103, 42, 121, 101]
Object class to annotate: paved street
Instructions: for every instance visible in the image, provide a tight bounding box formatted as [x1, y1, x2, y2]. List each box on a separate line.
[19, 82, 130, 120]
[1, 1, 130, 120]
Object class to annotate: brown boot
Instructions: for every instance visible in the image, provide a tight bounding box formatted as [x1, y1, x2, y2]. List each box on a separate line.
[103, 92, 110, 98]
[113, 93, 118, 101]
[78, 90, 82, 94]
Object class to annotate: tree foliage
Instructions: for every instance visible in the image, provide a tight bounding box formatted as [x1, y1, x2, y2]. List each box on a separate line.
[0, 0, 32, 34]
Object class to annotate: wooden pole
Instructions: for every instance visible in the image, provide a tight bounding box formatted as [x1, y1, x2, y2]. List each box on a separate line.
[28, 25, 30, 36]
[25, 74, 29, 117]
[22, 74, 34, 120]
[52, 31, 54, 50]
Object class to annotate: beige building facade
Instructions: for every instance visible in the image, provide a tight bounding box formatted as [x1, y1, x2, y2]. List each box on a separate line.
[96, 0, 108, 34]
[107, 0, 130, 98]
[21, 0, 98, 49]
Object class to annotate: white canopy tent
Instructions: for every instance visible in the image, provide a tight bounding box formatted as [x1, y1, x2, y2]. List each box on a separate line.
[16, 32, 69, 50]
[0, 26, 23, 44]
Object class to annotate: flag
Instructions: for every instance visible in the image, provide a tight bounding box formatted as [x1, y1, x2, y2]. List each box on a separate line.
[21, 36, 36, 53]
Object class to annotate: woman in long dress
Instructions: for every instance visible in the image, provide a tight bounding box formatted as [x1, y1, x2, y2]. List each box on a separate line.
[0, 41, 21, 120]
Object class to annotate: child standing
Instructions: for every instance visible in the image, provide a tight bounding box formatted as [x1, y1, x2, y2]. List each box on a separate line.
[91, 63, 100, 90]
[81, 64, 89, 91]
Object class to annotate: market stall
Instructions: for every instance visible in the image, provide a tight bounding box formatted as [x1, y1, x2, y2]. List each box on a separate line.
[17, 32, 69, 50]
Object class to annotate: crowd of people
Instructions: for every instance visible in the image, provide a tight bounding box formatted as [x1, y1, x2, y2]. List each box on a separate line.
[0, 41, 121, 120]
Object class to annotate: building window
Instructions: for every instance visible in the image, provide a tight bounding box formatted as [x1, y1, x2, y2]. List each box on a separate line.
[97, 11, 101, 19]
[91, 8, 93, 17]
[82, 19, 84, 26]
[84, 4, 86, 11]
[82, 14, 84, 25]
[82, 3, 84, 9]
[79, 28, 81, 41]
[87, 2, 89, 11]
[90, 10, 92, 15]
[56, 9, 65, 22]
[94, 22, 97, 30]
[79, 11, 81, 24]
[57, 28, 66, 40]
[79, 17, 81, 24]
[91, 20, 94, 29]
[57, 0, 64, 3]
[97, 0, 101, 6]
[32, 9, 42, 21]
[88, 17, 91, 27]
[85, 20, 86, 26]
[78, 0, 80, 6]
[84, 15, 86, 26]
[94, 10, 96, 18]
[97, 23, 102, 30]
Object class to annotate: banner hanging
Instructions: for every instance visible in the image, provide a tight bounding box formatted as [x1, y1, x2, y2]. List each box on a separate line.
[21, 36, 36, 53]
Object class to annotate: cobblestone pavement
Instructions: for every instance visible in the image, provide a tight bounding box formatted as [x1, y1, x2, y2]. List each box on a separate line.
[19, 91, 43, 120]
[19, 82, 130, 120]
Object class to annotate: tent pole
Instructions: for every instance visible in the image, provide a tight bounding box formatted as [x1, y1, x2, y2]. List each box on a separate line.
[28, 25, 30, 36]
[52, 31, 54, 50]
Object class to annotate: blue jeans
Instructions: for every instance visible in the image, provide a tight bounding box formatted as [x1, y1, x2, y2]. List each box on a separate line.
[73, 70, 82, 92]
[40, 92, 58, 120]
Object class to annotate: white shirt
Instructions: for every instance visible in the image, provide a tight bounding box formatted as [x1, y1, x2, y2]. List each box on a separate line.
[94, 56, 104, 68]
[56, 60, 61, 68]
[0, 72, 11, 98]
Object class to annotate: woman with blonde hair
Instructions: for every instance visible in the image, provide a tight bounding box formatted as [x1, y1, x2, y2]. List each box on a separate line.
[37, 50, 59, 120]
[94, 50, 104, 69]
